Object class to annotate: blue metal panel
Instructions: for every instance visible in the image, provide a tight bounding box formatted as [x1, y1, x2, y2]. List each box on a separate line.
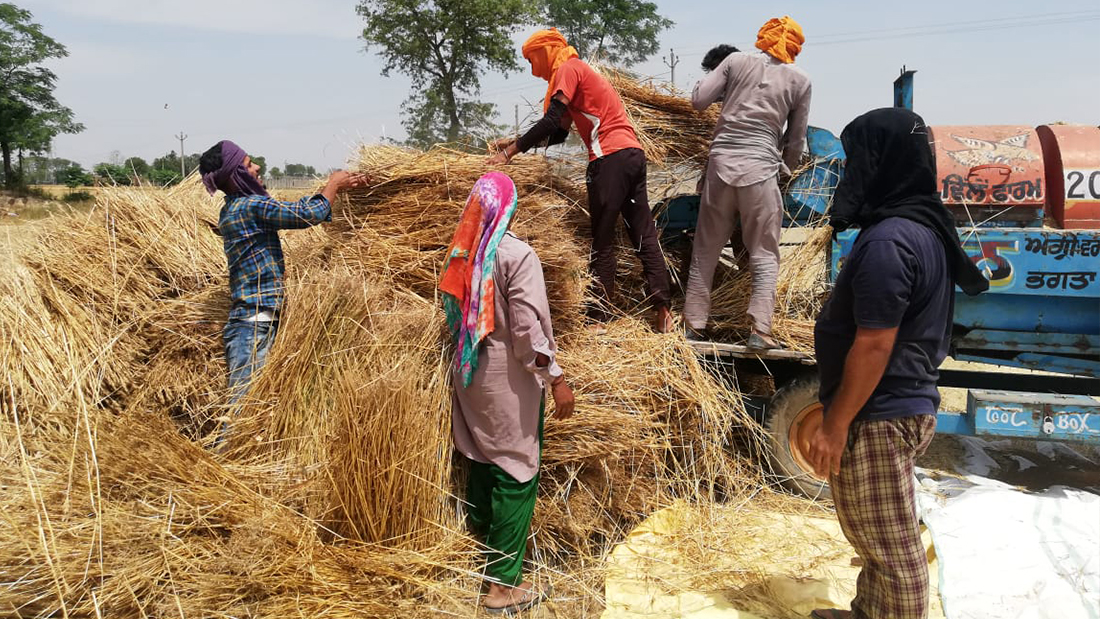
[784, 126, 846, 226]
[936, 411, 973, 436]
[783, 161, 840, 225]
[806, 126, 845, 159]
[955, 353, 1100, 378]
[831, 228, 1100, 335]
[952, 295, 1099, 335]
[968, 389, 1100, 444]
[893, 68, 916, 111]
[1012, 353, 1100, 377]
[954, 330, 1099, 355]
[958, 229, 1100, 300]
[656, 194, 699, 236]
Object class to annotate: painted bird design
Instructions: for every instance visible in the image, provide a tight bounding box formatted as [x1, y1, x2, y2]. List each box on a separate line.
[945, 133, 1040, 167]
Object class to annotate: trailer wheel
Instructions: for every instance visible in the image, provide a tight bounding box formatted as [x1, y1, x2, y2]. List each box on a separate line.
[765, 372, 831, 500]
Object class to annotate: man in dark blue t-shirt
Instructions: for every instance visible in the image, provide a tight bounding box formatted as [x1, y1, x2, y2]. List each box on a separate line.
[815, 216, 953, 421]
[807, 108, 987, 619]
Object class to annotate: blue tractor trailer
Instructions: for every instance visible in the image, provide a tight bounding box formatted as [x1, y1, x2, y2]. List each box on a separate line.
[659, 70, 1100, 497]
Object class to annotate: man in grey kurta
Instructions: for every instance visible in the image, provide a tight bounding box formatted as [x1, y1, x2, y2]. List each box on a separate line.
[684, 18, 812, 348]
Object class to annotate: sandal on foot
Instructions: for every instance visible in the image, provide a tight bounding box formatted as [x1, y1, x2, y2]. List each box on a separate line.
[684, 325, 708, 342]
[484, 588, 545, 615]
[746, 332, 782, 350]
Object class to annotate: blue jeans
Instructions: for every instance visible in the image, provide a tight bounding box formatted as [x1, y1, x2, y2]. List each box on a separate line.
[223, 319, 278, 405]
[218, 319, 277, 447]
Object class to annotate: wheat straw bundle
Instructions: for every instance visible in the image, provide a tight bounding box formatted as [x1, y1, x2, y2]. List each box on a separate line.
[707, 226, 832, 353]
[595, 65, 718, 167]
[0, 405, 479, 618]
[0, 142, 829, 617]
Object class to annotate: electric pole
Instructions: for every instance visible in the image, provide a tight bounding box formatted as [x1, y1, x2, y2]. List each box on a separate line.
[175, 132, 188, 177]
[663, 48, 680, 88]
[514, 104, 520, 140]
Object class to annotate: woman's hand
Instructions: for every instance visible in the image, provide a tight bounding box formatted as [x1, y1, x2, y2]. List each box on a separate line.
[550, 378, 575, 420]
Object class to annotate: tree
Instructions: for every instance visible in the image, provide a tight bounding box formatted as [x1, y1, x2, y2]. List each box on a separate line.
[56, 163, 91, 188]
[123, 156, 149, 179]
[152, 150, 179, 172]
[19, 154, 52, 183]
[543, 0, 672, 66]
[147, 168, 181, 187]
[283, 163, 317, 177]
[152, 150, 198, 176]
[358, 0, 534, 148]
[269, 166, 282, 179]
[19, 155, 82, 184]
[250, 155, 267, 178]
[93, 162, 132, 186]
[0, 3, 83, 188]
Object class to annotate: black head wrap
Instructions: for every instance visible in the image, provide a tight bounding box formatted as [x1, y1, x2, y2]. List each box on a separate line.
[831, 108, 989, 296]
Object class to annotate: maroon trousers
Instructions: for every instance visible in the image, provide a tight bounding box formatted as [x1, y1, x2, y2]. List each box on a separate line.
[585, 148, 671, 315]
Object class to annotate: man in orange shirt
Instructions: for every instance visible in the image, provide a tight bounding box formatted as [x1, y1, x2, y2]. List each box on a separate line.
[489, 29, 672, 333]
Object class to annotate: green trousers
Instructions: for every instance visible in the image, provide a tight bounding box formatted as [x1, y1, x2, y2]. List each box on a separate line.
[465, 403, 543, 587]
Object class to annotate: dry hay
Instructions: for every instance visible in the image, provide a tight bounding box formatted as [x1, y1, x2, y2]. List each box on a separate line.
[0, 143, 824, 617]
[336, 145, 591, 333]
[595, 65, 718, 168]
[706, 226, 832, 353]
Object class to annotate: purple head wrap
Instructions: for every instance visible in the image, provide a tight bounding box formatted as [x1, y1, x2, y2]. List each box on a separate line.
[201, 140, 270, 198]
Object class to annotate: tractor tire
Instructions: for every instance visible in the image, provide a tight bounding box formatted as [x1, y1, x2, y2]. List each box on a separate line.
[765, 372, 832, 500]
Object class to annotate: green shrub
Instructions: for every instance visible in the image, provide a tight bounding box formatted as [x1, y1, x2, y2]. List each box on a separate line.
[63, 190, 94, 203]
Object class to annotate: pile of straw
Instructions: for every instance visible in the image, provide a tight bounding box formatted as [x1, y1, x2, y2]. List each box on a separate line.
[1, 142, 832, 616]
[596, 66, 718, 168]
[707, 227, 832, 353]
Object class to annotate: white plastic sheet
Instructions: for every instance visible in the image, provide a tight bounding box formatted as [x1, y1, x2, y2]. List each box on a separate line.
[916, 472, 1100, 619]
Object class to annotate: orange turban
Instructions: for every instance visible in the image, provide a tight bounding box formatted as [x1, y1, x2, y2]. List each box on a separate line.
[521, 28, 579, 111]
[755, 16, 804, 64]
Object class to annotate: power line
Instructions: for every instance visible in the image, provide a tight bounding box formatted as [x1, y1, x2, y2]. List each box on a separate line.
[811, 14, 1100, 46]
[811, 10, 1098, 40]
[672, 10, 1100, 56]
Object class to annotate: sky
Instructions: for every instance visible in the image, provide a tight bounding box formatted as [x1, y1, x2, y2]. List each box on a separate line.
[17, 0, 1100, 171]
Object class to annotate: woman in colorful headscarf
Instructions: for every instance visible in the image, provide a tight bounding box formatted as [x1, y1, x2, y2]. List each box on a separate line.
[487, 28, 673, 334]
[440, 171, 575, 614]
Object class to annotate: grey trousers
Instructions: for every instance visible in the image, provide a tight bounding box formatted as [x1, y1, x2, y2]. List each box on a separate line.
[683, 168, 782, 334]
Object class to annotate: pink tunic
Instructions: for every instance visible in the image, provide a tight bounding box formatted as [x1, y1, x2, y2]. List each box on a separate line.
[451, 233, 562, 483]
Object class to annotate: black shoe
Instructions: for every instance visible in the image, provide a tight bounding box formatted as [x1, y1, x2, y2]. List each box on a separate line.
[746, 332, 782, 350]
[684, 325, 708, 342]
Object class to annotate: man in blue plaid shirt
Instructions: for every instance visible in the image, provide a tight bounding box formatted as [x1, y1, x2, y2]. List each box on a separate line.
[198, 140, 367, 444]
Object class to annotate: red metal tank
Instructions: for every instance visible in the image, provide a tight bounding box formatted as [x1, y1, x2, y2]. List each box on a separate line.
[930, 125, 1046, 227]
[1037, 124, 1100, 230]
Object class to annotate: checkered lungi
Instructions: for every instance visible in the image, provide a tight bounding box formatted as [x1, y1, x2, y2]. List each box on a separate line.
[830, 414, 937, 619]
